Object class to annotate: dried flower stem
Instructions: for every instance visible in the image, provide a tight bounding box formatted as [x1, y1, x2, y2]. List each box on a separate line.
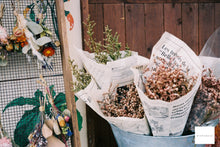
[144, 58, 197, 102]
[98, 83, 144, 118]
[186, 68, 220, 132]
[84, 15, 131, 64]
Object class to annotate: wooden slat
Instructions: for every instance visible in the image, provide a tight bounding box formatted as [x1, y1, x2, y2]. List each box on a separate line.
[55, 1, 81, 147]
[104, 4, 126, 49]
[86, 107, 96, 147]
[89, 0, 220, 4]
[81, 0, 89, 51]
[182, 3, 199, 54]
[164, 3, 182, 39]
[145, 3, 164, 58]
[198, 3, 215, 53]
[126, 0, 165, 3]
[215, 3, 220, 29]
[125, 4, 146, 56]
[89, 4, 104, 47]
[90, 0, 123, 4]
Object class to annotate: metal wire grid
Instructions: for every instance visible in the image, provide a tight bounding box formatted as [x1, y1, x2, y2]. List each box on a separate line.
[0, 0, 70, 146]
[0, 0, 63, 81]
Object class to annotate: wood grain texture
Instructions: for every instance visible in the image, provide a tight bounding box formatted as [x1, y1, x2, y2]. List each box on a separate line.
[55, 1, 81, 147]
[89, 4, 104, 46]
[199, 3, 215, 53]
[90, 0, 123, 4]
[126, 0, 165, 3]
[182, 3, 199, 54]
[145, 3, 164, 58]
[164, 3, 182, 39]
[89, 0, 220, 4]
[215, 3, 220, 29]
[104, 4, 126, 49]
[125, 4, 146, 56]
[81, 0, 89, 51]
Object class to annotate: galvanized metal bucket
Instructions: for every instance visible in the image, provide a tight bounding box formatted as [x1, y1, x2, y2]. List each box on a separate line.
[110, 124, 205, 147]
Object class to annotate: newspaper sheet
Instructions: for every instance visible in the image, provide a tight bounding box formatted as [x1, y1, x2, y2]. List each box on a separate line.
[132, 32, 202, 136]
[184, 56, 220, 132]
[75, 78, 150, 135]
[76, 47, 138, 90]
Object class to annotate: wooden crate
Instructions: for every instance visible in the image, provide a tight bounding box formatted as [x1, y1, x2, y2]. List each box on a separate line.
[81, 0, 220, 147]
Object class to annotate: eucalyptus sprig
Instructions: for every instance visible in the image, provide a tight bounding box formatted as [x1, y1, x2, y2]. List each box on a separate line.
[69, 59, 91, 92]
[84, 15, 132, 64]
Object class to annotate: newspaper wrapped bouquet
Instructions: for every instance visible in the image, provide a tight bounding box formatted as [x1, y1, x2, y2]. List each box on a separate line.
[70, 17, 150, 135]
[185, 27, 220, 134]
[77, 16, 138, 91]
[132, 32, 202, 136]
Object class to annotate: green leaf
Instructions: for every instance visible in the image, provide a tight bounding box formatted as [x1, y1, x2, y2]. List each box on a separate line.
[75, 95, 78, 102]
[14, 107, 40, 147]
[64, 0, 68, 2]
[65, 10, 70, 17]
[3, 97, 40, 112]
[54, 93, 67, 110]
[30, 8, 35, 22]
[34, 89, 44, 100]
[49, 85, 56, 98]
[77, 109, 83, 131]
[3, 90, 43, 112]
[45, 92, 67, 116]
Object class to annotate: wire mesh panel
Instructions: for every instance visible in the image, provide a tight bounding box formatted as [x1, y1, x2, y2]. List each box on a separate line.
[0, 0, 70, 146]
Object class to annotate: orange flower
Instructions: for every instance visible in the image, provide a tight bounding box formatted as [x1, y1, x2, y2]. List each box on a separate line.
[42, 47, 55, 57]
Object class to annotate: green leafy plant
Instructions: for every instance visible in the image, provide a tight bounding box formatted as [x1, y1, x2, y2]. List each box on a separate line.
[84, 15, 132, 64]
[2, 86, 69, 147]
[69, 59, 91, 93]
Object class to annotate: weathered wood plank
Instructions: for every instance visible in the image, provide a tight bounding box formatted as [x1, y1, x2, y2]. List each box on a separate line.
[89, 0, 220, 4]
[104, 4, 126, 49]
[164, 3, 182, 39]
[88, 4, 104, 50]
[145, 3, 164, 58]
[125, 4, 146, 56]
[215, 3, 220, 29]
[90, 0, 123, 4]
[182, 3, 199, 54]
[198, 3, 215, 53]
[81, 0, 89, 52]
[126, 0, 165, 3]
[55, 1, 81, 147]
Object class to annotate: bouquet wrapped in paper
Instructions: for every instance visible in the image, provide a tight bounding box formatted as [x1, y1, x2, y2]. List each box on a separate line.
[71, 17, 150, 135]
[132, 32, 202, 136]
[185, 27, 220, 135]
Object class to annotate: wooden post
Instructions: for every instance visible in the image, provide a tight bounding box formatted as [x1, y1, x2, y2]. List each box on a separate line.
[55, 1, 81, 147]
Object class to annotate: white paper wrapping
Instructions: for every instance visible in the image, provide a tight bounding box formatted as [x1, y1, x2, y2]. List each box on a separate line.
[132, 32, 202, 136]
[75, 78, 150, 135]
[76, 47, 138, 91]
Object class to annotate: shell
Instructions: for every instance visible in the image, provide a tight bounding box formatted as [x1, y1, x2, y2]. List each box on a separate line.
[62, 109, 71, 117]
[53, 120, 61, 135]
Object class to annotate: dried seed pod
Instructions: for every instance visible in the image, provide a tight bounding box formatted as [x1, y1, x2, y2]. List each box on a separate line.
[144, 58, 197, 102]
[185, 68, 220, 132]
[98, 83, 144, 119]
